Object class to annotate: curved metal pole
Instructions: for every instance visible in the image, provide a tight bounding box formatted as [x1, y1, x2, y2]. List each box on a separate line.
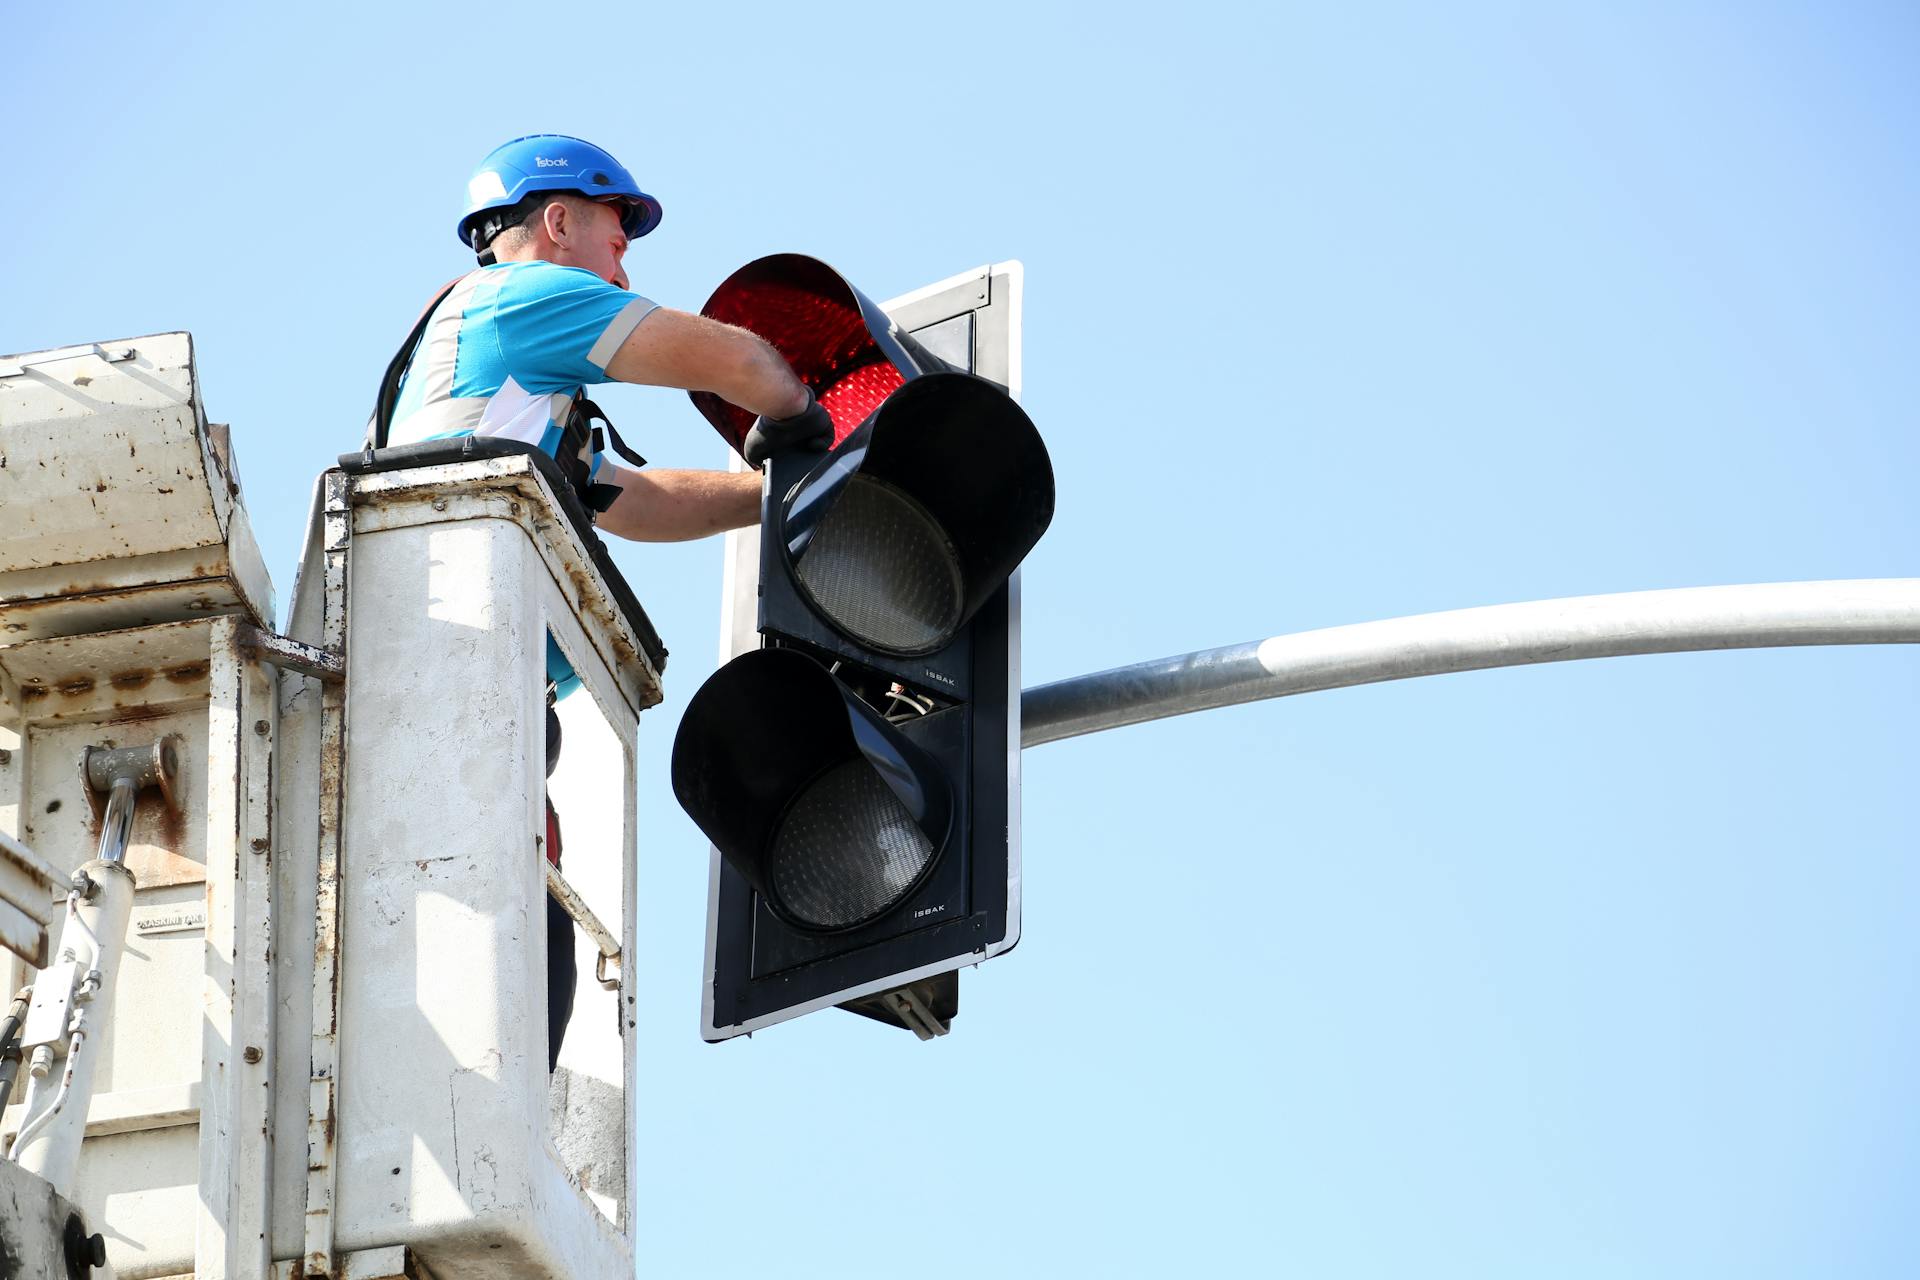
[1021, 579, 1920, 748]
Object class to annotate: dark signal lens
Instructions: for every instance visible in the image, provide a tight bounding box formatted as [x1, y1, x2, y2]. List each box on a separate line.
[671, 649, 955, 937]
[766, 758, 939, 931]
[791, 475, 964, 655]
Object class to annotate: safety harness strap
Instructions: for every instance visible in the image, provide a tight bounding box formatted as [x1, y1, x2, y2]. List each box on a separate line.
[369, 278, 462, 450]
[556, 397, 621, 514]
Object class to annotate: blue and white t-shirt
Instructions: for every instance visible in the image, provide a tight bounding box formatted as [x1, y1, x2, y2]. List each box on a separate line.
[390, 260, 658, 697]
[389, 259, 657, 459]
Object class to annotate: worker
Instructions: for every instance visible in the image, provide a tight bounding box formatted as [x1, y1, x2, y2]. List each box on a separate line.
[369, 134, 833, 1071]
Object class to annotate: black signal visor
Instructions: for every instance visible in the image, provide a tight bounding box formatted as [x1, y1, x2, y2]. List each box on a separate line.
[670, 648, 954, 934]
[780, 371, 1055, 657]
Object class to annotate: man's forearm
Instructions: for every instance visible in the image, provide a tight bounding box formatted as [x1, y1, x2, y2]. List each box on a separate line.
[729, 337, 812, 420]
[596, 466, 761, 543]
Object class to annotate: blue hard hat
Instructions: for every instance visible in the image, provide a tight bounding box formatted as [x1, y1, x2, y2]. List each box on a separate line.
[457, 134, 663, 251]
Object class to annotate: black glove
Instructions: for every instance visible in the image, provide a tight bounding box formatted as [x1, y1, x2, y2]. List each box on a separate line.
[742, 389, 834, 466]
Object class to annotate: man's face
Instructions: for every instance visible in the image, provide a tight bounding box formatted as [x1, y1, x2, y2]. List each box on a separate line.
[558, 198, 632, 290]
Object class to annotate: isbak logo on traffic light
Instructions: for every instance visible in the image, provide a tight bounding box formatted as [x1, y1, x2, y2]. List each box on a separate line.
[673, 255, 1052, 1041]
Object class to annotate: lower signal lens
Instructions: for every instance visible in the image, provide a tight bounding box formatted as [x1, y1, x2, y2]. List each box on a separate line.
[767, 758, 938, 931]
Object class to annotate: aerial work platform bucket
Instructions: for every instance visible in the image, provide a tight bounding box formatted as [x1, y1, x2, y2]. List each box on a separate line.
[273, 439, 664, 1278]
[0, 332, 663, 1279]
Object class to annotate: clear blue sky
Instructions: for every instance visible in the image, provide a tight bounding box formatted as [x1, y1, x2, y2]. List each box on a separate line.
[8, 3, 1918, 1275]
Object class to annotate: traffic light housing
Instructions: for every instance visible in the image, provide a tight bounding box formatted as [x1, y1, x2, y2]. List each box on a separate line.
[673, 255, 1050, 1040]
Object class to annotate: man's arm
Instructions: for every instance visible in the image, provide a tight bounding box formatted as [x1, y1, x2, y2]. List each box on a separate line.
[592, 464, 760, 543]
[605, 307, 809, 420]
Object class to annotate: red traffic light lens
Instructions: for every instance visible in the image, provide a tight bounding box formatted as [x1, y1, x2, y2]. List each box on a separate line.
[691, 255, 933, 458]
[817, 361, 904, 437]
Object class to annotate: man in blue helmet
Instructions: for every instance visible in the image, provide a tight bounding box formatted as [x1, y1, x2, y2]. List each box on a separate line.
[377, 133, 830, 528]
[372, 134, 833, 1072]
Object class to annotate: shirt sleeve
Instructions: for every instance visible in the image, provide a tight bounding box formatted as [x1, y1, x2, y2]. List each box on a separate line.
[546, 634, 583, 701]
[493, 264, 658, 393]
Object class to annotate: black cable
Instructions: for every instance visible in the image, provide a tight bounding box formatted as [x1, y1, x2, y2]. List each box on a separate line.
[0, 986, 35, 1118]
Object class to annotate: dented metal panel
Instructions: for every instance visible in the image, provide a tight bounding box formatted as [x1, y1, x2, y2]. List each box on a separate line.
[0, 332, 274, 643]
[0, 334, 218, 569]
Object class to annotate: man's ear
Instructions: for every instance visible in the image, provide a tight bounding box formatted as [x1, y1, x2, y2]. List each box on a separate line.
[542, 198, 571, 247]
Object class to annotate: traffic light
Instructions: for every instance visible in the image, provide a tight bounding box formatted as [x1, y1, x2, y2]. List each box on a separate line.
[673, 255, 1052, 1041]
